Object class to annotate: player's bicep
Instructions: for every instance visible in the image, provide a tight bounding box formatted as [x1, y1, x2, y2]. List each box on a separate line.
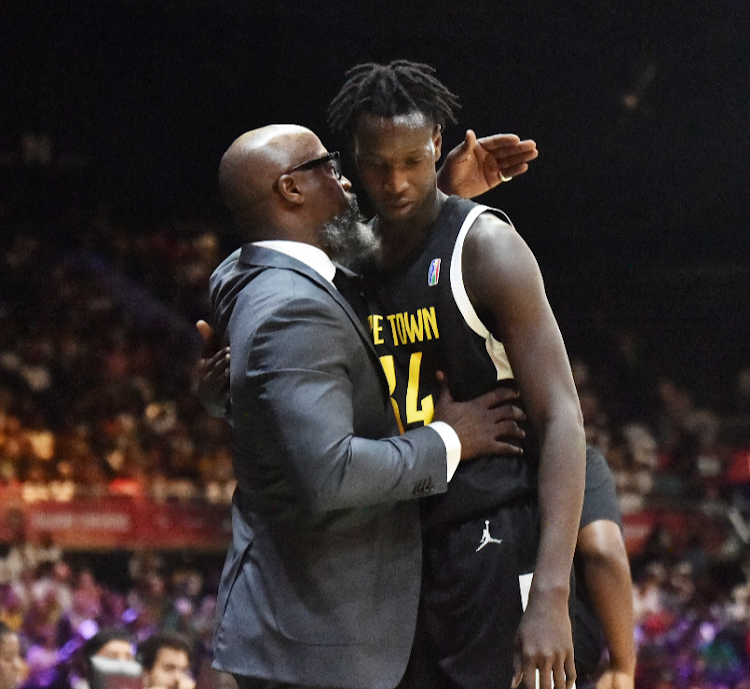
[463, 218, 576, 421]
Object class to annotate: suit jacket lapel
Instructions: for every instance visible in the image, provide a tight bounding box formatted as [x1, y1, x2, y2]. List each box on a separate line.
[239, 245, 389, 398]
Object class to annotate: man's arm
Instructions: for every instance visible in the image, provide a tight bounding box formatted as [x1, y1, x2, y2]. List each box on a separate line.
[577, 520, 636, 689]
[437, 129, 539, 199]
[195, 320, 527, 456]
[462, 215, 586, 689]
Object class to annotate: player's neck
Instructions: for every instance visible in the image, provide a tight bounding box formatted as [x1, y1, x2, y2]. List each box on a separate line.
[374, 191, 446, 271]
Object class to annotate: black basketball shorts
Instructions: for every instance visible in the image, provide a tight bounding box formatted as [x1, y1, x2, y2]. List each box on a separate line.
[402, 496, 540, 689]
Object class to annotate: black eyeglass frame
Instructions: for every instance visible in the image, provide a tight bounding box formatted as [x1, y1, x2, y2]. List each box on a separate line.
[283, 151, 342, 180]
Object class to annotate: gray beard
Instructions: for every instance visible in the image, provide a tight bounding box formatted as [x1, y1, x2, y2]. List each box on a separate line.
[320, 197, 378, 268]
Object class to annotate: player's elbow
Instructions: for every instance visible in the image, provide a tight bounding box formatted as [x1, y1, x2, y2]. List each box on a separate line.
[541, 391, 585, 437]
[577, 522, 630, 570]
[579, 544, 630, 574]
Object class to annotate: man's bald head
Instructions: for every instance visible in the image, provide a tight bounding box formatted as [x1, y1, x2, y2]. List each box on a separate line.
[218, 125, 323, 229]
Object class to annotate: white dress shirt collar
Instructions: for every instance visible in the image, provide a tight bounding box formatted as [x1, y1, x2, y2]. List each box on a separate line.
[253, 240, 336, 284]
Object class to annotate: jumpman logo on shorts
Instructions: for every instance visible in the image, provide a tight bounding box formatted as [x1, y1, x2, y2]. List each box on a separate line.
[476, 520, 503, 551]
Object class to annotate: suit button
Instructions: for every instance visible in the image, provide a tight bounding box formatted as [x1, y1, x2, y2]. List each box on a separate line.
[412, 478, 435, 495]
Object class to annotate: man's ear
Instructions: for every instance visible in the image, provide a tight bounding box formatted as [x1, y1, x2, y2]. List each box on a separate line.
[276, 174, 305, 205]
[432, 124, 443, 163]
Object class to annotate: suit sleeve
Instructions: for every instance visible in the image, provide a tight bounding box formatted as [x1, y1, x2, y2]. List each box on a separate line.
[229, 280, 448, 513]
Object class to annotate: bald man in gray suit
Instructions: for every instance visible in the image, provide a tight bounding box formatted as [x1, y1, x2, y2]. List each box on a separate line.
[209, 125, 515, 689]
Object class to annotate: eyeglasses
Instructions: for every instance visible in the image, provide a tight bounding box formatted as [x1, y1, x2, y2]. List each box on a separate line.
[283, 151, 342, 180]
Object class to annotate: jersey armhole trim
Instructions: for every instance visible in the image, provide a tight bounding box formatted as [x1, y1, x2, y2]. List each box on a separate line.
[449, 204, 514, 338]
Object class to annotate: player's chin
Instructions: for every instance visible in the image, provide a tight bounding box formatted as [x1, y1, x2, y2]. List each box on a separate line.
[377, 202, 418, 226]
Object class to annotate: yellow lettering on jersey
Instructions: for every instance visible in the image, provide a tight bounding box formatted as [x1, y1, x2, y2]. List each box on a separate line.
[422, 307, 439, 340]
[402, 310, 424, 343]
[395, 313, 408, 345]
[380, 308, 439, 347]
[378, 355, 405, 434]
[369, 314, 384, 345]
[405, 352, 434, 425]
[386, 314, 399, 346]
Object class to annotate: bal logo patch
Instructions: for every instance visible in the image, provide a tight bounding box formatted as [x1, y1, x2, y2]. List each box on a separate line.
[427, 258, 441, 286]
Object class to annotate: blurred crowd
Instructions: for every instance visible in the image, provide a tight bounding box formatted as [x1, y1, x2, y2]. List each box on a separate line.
[1, 223, 750, 689]
[0, 227, 235, 505]
[0, 549, 221, 689]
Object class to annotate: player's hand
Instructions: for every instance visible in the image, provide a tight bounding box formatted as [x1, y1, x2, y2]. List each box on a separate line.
[195, 320, 231, 418]
[433, 371, 526, 460]
[437, 130, 538, 199]
[512, 588, 575, 689]
[595, 669, 635, 689]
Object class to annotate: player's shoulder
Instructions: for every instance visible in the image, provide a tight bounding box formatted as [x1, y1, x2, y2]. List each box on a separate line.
[466, 206, 520, 247]
[471, 206, 516, 233]
[463, 208, 533, 270]
[460, 208, 545, 305]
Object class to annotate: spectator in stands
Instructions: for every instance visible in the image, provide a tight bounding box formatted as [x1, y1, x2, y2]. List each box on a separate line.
[632, 562, 670, 630]
[0, 586, 25, 634]
[0, 622, 26, 689]
[80, 629, 134, 665]
[656, 377, 720, 489]
[0, 513, 62, 587]
[67, 572, 102, 633]
[66, 628, 137, 689]
[606, 428, 657, 513]
[136, 633, 193, 689]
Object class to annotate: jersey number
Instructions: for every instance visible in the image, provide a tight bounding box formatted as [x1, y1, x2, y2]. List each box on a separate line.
[379, 353, 434, 434]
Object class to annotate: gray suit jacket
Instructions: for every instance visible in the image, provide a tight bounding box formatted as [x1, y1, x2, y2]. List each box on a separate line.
[210, 245, 448, 689]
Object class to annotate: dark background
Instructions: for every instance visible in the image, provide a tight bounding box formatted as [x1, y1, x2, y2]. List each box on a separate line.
[2, 0, 749, 400]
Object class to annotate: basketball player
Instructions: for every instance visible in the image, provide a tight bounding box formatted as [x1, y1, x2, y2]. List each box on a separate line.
[325, 60, 585, 689]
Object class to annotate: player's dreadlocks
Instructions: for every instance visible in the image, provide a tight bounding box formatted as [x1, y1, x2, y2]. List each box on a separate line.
[327, 60, 460, 139]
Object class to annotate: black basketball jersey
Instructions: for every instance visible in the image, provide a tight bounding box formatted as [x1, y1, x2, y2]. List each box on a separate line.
[363, 195, 537, 531]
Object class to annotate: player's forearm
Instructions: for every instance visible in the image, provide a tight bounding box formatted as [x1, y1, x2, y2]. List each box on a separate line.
[583, 554, 637, 674]
[532, 417, 586, 593]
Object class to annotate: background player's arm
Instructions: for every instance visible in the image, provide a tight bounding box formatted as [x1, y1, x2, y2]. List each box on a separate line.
[577, 520, 636, 689]
[437, 129, 538, 199]
[462, 214, 586, 689]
